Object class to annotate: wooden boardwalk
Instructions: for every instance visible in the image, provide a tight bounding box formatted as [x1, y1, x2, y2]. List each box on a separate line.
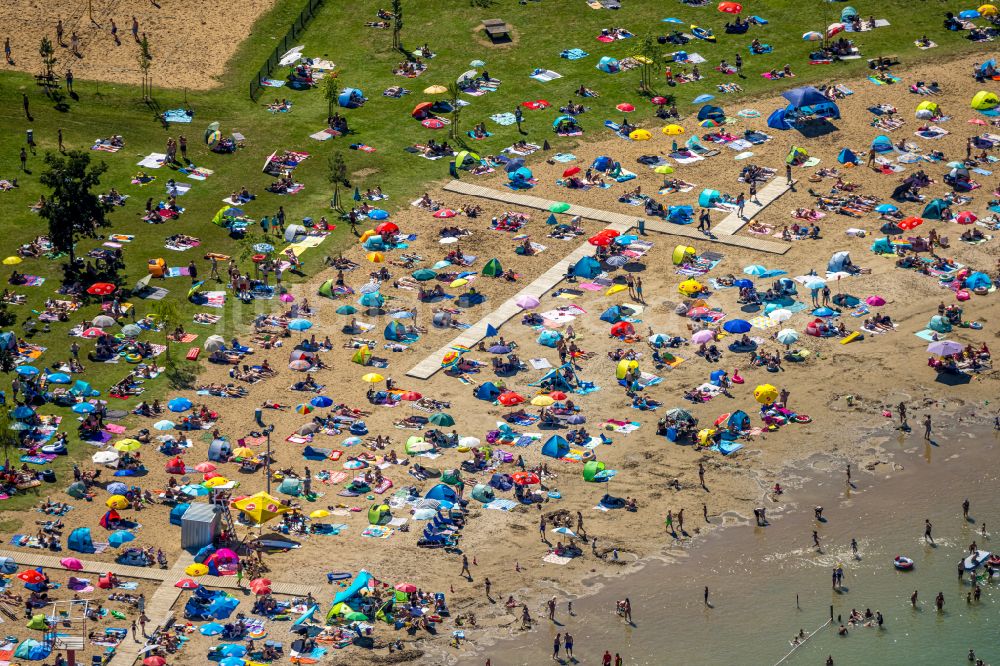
[405, 180, 791, 380]
[711, 177, 796, 235]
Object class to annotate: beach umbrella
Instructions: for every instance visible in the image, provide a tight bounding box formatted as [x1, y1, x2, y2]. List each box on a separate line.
[12, 405, 34, 419]
[692, 330, 715, 344]
[114, 439, 142, 452]
[802, 31, 823, 41]
[651, 96, 668, 105]
[960, 9, 981, 18]
[400, 391, 422, 401]
[723, 319, 752, 334]
[743, 265, 768, 276]
[181, 484, 209, 497]
[629, 129, 652, 141]
[249, 578, 272, 595]
[429, 412, 456, 427]
[865, 295, 886, 307]
[512, 471, 540, 486]
[143, 658, 166, 666]
[106, 482, 128, 495]
[498, 391, 525, 406]
[459, 436, 481, 448]
[898, 216, 923, 230]
[167, 397, 192, 412]
[92, 451, 119, 464]
[151, 420, 175, 432]
[616, 103, 635, 112]
[423, 85, 447, 94]
[653, 165, 675, 174]
[813, 307, 836, 317]
[605, 256, 629, 268]
[9, 421, 30, 431]
[395, 582, 418, 593]
[2, 256, 20, 265]
[108, 530, 135, 547]
[90, 315, 117, 328]
[550, 202, 571, 213]
[531, 395, 555, 407]
[776, 329, 799, 346]
[203, 476, 229, 488]
[233, 491, 289, 525]
[927, 340, 965, 356]
[516, 295, 540, 309]
[433, 209, 458, 219]
[252, 243, 274, 254]
[589, 234, 612, 247]
[982, 4, 999, 16]
[18, 570, 45, 585]
[369, 209, 390, 221]
[956, 211, 977, 225]
[880, 221, 904, 235]
[232, 447, 255, 458]
[336, 305, 357, 315]
[719, 1, 742, 12]
[450, 278, 468, 288]
[16, 365, 39, 377]
[279, 294, 295, 304]
[73, 402, 96, 415]
[374, 221, 398, 235]
[366, 251, 385, 263]
[768, 309, 792, 322]
[309, 509, 330, 519]
[288, 360, 311, 371]
[194, 462, 217, 473]
[470, 59, 486, 67]
[199, 621, 223, 635]
[826, 22, 845, 37]
[805, 278, 826, 291]
[874, 204, 898, 214]
[44, 372, 71, 384]
[662, 124, 685, 135]
[86, 282, 116, 297]
[439, 237, 458, 245]
[663, 17, 685, 23]
[754, 384, 779, 405]
[700, 119, 720, 128]
[288, 318, 312, 331]
[693, 94, 715, 104]
[422, 118, 445, 129]
[606, 284, 628, 295]
[562, 166, 581, 177]
[362, 373, 385, 383]
[60, 557, 83, 571]
[311, 396, 334, 408]
[120, 324, 142, 338]
[175, 578, 199, 589]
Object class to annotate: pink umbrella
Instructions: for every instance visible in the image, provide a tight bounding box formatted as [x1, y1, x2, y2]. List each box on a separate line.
[955, 211, 977, 225]
[516, 295, 540, 309]
[692, 330, 716, 344]
[422, 118, 445, 129]
[60, 557, 83, 571]
[194, 462, 217, 473]
[280, 293, 295, 302]
[288, 360, 311, 371]
[616, 103, 635, 112]
[865, 295, 886, 306]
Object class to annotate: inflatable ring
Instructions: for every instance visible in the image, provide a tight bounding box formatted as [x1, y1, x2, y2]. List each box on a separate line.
[956, 290, 971, 301]
[969, 322, 983, 329]
[125, 354, 141, 363]
[457, 446, 470, 453]
[252, 253, 267, 263]
[974, 287, 989, 295]
[792, 414, 812, 423]
[580, 450, 595, 460]
[330, 451, 343, 461]
[247, 629, 267, 640]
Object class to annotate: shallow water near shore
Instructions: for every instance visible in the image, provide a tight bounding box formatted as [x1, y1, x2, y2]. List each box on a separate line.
[462, 417, 1000, 665]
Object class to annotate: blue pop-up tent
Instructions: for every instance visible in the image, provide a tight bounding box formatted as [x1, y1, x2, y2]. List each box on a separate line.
[68, 527, 94, 553]
[474, 382, 501, 401]
[600, 306, 622, 323]
[570, 256, 602, 278]
[871, 135, 893, 152]
[697, 105, 725, 122]
[698, 189, 722, 208]
[338, 88, 364, 108]
[838, 148, 859, 164]
[541, 435, 570, 458]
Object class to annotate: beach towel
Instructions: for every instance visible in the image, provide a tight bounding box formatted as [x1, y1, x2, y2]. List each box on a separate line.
[137, 153, 167, 169]
[869, 75, 902, 85]
[163, 109, 193, 124]
[560, 48, 589, 60]
[489, 112, 517, 126]
[529, 69, 562, 82]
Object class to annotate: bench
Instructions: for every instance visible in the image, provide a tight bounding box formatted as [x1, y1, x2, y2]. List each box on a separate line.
[483, 19, 510, 40]
[867, 55, 899, 69]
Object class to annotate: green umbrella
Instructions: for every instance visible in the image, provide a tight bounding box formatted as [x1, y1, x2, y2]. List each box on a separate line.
[336, 305, 357, 315]
[344, 612, 368, 622]
[549, 202, 570, 213]
[428, 412, 455, 427]
[412, 269, 437, 281]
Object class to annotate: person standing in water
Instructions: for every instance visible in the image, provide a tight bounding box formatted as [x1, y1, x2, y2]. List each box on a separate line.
[963, 498, 970, 521]
[936, 592, 945, 611]
[851, 538, 859, 558]
[911, 590, 918, 608]
[925, 519, 934, 544]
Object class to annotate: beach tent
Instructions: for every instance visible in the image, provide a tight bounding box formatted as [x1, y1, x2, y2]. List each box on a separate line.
[971, 90, 1000, 110]
[66, 481, 88, 499]
[474, 382, 502, 400]
[384, 320, 407, 341]
[454, 150, 481, 168]
[841, 6, 858, 21]
[363, 236, 386, 251]
[570, 256, 602, 278]
[99, 510, 121, 529]
[828, 251, 853, 272]
[870, 237, 894, 254]
[67, 527, 94, 553]
[432, 311, 452, 328]
[922, 199, 948, 219]
[471, 484, 495, 503]
[871, 135, 893, 153]
[781, 86, 839, 119]
[582, 460, 607, 482]
[766, 107, 790, 130]
[284, 225, 307, 243]
[786, 146, 808, 164]
[965, 272, 993, 290]
[537, 330, 563, 347]
[0, 331, 14, 352]
[592, 156, 614, 172]
[672, 245, 696, 265]
[317, 279, 339, 298]
[837, 148, 859, 165]
[697, 105, 725, 122]
[541, 435, 570, 458]
[170, 503, 191, 526]
[278, 477, 302, 496]
[14, 640, 50, 662]
[615, 359, 639, 380]
[165, 456, 186, 474]
[717, 409, 751, 431]
[667, 205, 694, 224]
[916, 101, 939, 117]
[338, 87, 364, 108]
[610, 321, 635, 338]
[597, 56, 621, 73]
[600, 306, 623, 323]
[928, 315, 952, 332]
[207, 438, 232, 462]
[482, 258, 503, 277]
[368, 504, 391, 525]
[698, 189, 722, 208]
[424, 483, 459, 507]
[552, 115, 579, 130]
[352, 345, 373, 365]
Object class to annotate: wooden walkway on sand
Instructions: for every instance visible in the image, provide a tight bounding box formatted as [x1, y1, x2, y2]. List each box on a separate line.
[404, 179, 791, 380]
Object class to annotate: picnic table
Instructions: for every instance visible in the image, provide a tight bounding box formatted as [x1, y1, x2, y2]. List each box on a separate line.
[483, 19, 510, 40]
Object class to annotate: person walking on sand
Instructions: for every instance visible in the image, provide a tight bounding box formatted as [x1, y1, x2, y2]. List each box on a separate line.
[131, 620, 138, 642]
[635, 277, 645, 304]
[813, 530, 821, 549]
[665, 509, 673, 534]
[564, 632, 574, 659]
[484, 577, 491, 600]
[786, 163, 793, 185]
[749, 179, 758, 204]
[603, 651, 612, 666]
[235, 560, 244, 587]
[704, 586, 710, 606]
[539, 514, 546, 541]
[677, 508, 685, 534]
[703, 503, 709, 522]
[623, 597, 632, 622]
[925, 519, 934, 544]
[56, 20, 64, 46]
[4, 37, 12, 65]
[552, 633, 561, 661]
[70, 32, 80, 57]
[924, 414, 933, 441]
[846, 463, 851, 485]
[110, 18, 120, 46]
[460, 554, 471, 579]
[547, 596, 556, 621]
[132, 16, 140, 43]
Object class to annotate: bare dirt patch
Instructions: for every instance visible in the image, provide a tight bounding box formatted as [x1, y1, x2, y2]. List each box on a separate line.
[0, 0, 277, 89]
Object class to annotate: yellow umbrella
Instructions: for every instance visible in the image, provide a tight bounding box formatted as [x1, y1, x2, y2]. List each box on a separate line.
[629, 129, 652, 141]
[233, 491, 289, 525]
[185, 563, 209, 577]
[106, 495, 129, 510]
[697, 428, 716, 446]
[662, 124, 685, 135]
[531, 395, 555, 407]
[232, 447, 255, 458]
[678, 279, 703, 295]
[361, 373, 385, 383]
[202, 476, 229, 488]
[653, 165, 674, 174]
[309, 509, 330, 519]
[366, 252, 384, 263]
[980, 4, 998, 16]
[450, 278, 468, 288]
[753, 383, 779, 405]
[424, 85, 448, 94]
[2, 256, 21, 265]
[113, 439, 142, 452]
[605, 284, 628, 296]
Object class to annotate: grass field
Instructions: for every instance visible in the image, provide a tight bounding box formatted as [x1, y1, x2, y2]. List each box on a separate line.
[0, 0, 979, 505]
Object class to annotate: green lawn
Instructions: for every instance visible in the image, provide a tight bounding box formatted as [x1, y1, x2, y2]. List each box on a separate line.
[0, 0, 978, 506]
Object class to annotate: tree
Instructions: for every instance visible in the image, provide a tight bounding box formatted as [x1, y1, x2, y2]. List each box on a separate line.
[328, 151, 348, 211]
[447, 82, 462, 140]
[323, 75, 340, 118]
[38, 37, 57, 92]
[137, 34, 153, 100]
[636, 35, 660, 94]
[0, 408, 20, 469]
[151, 300, 181, 368]
[392, 0, 404, 50]
[38, 151, 111, 266]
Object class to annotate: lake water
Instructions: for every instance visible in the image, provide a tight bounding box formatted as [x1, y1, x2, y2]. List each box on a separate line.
[463, 415, 1000, 665]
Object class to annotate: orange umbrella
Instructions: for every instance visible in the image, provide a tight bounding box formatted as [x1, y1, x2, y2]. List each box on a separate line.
[512, 471, 540, 486]
[498, 391, 525, 406]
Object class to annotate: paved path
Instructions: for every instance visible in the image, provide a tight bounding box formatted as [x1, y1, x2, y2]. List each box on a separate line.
[404, 180, 791, 380]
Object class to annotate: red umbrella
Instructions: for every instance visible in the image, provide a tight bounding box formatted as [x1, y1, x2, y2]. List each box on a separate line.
[143, 657, 166, 666]
[588, 235, 612, 247]
[81, 327, 105, 339]
[86, 282, 116, 296]
[375, 222, 399, 234]
[650, 96, 668, 105]
[249, 578, 272, 595]
[422, 118, 445, 129]
[395, 582, 417, 593]
[616, 103, 635, 112]
[955, 211, 977, 225]
[718, 1, 743, 13]
[498, 391, 525, 406]
[562, 166, 581, 178]
[174, 578, 199, 589]
[549, 391, 567, 400]
[898, 216, 923, 230]
[610, 321, 635, 337]
[512, 471, 540, 486]
[433, 209, 457, 219]
[18, 570, 45, 584]
[601, 229, 621, 238]
[399, 391, 423, 401]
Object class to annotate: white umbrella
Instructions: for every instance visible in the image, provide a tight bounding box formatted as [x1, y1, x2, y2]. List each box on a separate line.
[927, 340, 964, 356]
[439, 237, 458, 244]
[203, 335, 225, 352]
[358, 282, 381, 294]
[776, 329, 799, 346]
[768, 309, 792, 322]
[459, 436, 481, 448]
[805, 278, 826, 290]
[92, 450, 119, 465]
[91, 315, 116, 328]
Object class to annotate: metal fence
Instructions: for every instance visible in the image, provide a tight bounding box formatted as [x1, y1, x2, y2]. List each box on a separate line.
[249, 0, 325, 101]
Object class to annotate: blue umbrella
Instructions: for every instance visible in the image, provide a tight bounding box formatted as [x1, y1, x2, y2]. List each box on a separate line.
[252, 243, 274, 254]
[9, 421, 30, 431]
[46, 373, 71, 384]
[11, 405, 35, 419]
[874, 204, 898, 214]
[310, 396, 334, 408]
[16, 366, 39, 377]
[219, 645, 247, 658]
[960, 9, 981, 19]
[181, 484, 210, 497]
[723, 319, 752, 334]
[200, 622, 224, 636]
[693, 94, 715, 104]
[220, 658, 245, 666]
[106, 482, 128, 495]
[167, 397, 192, 412]
[336, 305, 357, 315]
[108, 531, 135, 547]
[812, 307, 836, 317]
[662, 17, 685, 23]
[369, 209, 389, 221]
[288, 318, 313, 331]
[733, 279, 754, 288]
[743, 265, 767, 276]
[72, 403, 96, 414]
[359, 292, 385, 307]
